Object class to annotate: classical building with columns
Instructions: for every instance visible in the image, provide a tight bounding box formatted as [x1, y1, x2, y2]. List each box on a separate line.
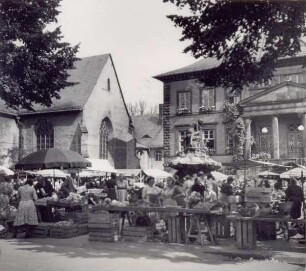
[154, 40, 306, 168]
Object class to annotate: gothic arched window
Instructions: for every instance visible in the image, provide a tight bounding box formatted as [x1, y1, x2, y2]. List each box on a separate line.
[99, 119, 112, 159]
[35, 119, 54, 150]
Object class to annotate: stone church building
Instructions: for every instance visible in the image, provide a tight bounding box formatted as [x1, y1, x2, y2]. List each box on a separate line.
[0, 54, 139, 169]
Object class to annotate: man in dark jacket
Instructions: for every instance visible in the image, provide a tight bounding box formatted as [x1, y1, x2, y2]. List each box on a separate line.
[285, 178, 304, 219]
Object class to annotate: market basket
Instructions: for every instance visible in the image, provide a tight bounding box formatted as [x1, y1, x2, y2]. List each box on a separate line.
[241, 202, 260, 218]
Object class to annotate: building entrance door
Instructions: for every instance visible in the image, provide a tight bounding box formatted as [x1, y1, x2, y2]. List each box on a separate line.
[287, 132, 303, 159]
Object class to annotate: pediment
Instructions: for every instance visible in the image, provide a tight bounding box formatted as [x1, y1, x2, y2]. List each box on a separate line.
[240, 82, 306, 107]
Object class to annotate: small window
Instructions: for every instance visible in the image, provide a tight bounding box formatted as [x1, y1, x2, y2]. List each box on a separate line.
[177, 91, 191, 112]
[201, 88, 215, 107]
[107, 78, 111, 91]
[155, 150, 163, 161]
[225, 128, 234, 154]
[178, 130, 188, 153]
[202, 129, 215, 151]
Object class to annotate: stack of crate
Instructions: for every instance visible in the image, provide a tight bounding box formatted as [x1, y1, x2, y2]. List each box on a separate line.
[88, 212, 120, 242]
[64, 212, 89, 235]
[121, 226, 153, 242]
[31, 222, 54, 238]
[49, 223, 79, 239]
[244, 187, 276, 240]
[244, 187, 272, 205]
[209, 215, 231, 239]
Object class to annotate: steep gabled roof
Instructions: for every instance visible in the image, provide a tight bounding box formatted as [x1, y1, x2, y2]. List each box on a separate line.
[17, 54, 110, 115]
[132, 114, 163, 148]
[154, 58, 220, 82]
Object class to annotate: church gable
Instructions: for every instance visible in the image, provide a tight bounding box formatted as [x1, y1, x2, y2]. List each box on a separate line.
[240, 82, 306, 106]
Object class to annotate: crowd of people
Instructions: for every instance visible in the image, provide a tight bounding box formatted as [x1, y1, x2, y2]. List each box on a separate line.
[0, 170, 305, 239]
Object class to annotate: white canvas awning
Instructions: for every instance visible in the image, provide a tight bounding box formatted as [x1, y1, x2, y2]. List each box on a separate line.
[210, 171, 228, 181]
[280, 167, 306, 179]
[0, 165, 14, 176]
[86, 158, 118, 173]
[248, 159, 291, 168]
[257, 171, 280, 177]
[116, 169, 142, 177]
[143, 169, 172, 179]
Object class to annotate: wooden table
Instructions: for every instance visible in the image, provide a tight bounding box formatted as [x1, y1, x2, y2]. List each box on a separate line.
[92, 205, 227, 245]
[227, 215, 306, 249]
[35, 201, 87, 222]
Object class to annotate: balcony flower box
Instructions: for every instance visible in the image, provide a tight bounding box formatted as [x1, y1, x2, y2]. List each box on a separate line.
[199, 105, 216, 114]
[176, 107, 189, 115]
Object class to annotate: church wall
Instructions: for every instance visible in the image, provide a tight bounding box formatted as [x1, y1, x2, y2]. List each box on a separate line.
[83, 57, 137, 168]
[0, 114, 19, 166]
[20, 111, 82, 157]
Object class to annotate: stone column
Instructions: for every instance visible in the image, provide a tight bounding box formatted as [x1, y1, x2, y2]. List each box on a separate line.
[271, 115, 280, 159]
[244, 118, 252, 159]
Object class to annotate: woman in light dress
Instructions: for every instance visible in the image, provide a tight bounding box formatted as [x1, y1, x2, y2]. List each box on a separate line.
[116, 174, 128, 202]
[142, 177, 161, 205]
[13, 178, 38, 238]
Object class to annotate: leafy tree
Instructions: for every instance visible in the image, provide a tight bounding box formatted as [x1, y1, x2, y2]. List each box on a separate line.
[223, 101, 245, 161]
[164, 0, 306, 93]
[0, 0, 79, 111]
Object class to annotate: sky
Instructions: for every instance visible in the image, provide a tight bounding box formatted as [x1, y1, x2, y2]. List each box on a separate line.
[56, 0, 196, 107]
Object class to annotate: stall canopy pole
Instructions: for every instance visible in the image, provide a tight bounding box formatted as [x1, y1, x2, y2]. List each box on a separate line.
[301, 169, 305, 219]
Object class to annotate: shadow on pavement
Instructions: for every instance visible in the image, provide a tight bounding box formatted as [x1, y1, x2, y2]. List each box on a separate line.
[4, 236, 232, 266]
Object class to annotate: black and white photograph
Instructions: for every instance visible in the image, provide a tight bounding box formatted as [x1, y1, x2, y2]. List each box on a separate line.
[0, 0, 305, 270]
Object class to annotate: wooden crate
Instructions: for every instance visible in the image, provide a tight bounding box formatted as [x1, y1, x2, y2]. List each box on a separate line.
[122, 226, 153, 242]
[235, 219, 256, 249]
[167, 217, 182, 243]
[50, 224, 79, 239]
[78, 224, 89, 235]
[88, 212, 120, 229]
[31, 222, 55, 238]
[88, 227, 119, 242]
[210, 215, 231, 238]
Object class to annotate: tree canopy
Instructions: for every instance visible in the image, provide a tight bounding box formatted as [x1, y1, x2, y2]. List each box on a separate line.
[0, 0, 79, 111]
[164, 0, 306, 93]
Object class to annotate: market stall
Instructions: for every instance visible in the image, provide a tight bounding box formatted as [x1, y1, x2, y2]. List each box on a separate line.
[91, 204, 227, 245]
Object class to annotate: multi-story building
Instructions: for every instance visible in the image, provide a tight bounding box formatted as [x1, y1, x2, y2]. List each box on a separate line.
[154, 40, 306, 169]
